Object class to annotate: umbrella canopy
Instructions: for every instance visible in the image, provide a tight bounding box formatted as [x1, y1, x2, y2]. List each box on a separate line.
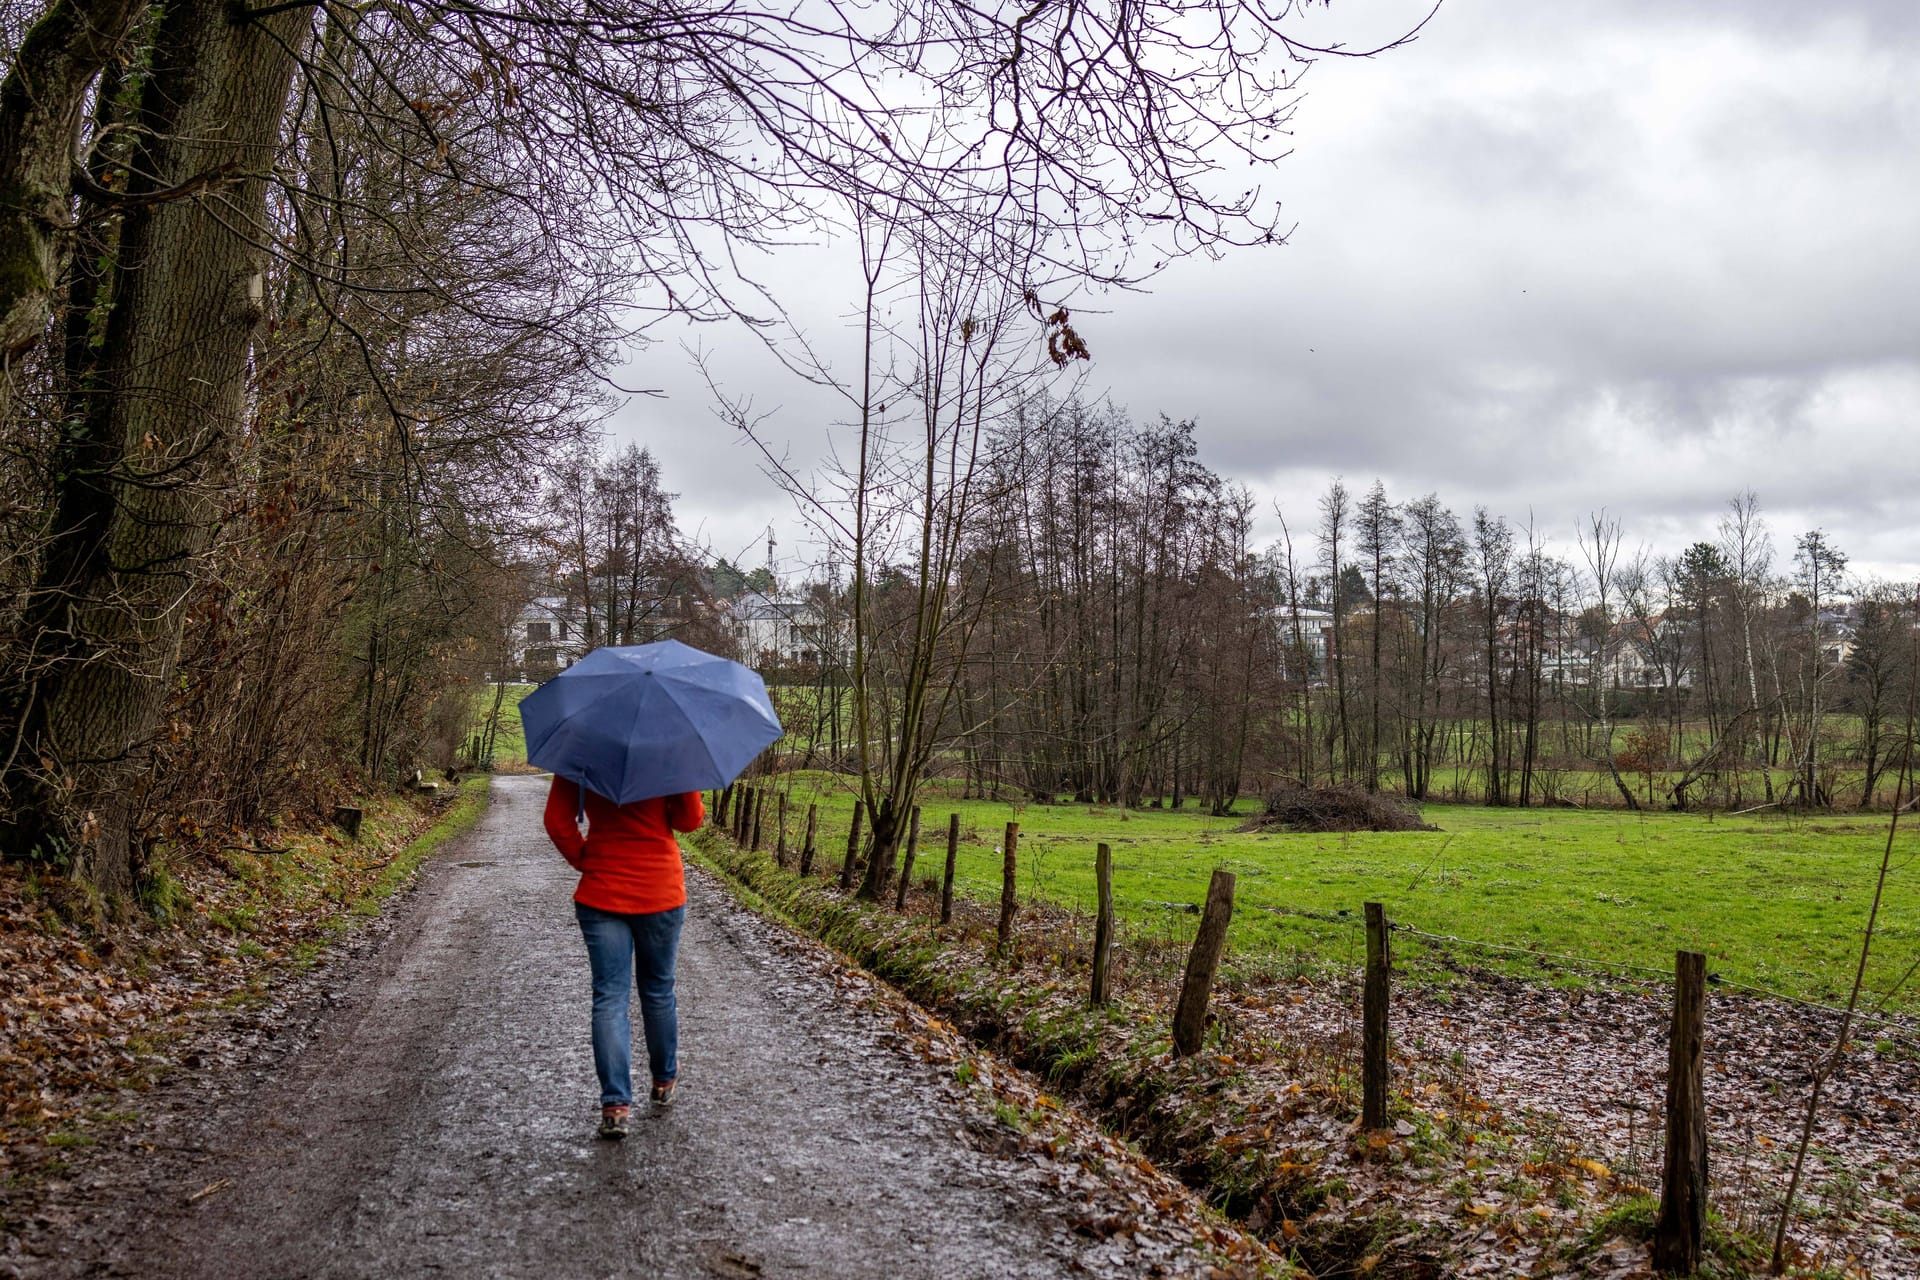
[518, 640, 782, 805]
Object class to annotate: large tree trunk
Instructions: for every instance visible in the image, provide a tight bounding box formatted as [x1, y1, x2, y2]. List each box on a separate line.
[0, 0, 146, 413]
[1, 0, 309, 896]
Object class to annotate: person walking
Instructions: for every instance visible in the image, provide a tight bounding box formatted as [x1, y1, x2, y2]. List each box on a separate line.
[544, 776, 706, 1139]
[517, 640, 781, 1138]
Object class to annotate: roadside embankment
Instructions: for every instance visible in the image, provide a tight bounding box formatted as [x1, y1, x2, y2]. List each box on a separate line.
[694, 828, 1874, 1278]
[0, 777, 490, 1215]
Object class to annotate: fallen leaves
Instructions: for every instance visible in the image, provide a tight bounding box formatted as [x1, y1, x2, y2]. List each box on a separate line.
[700, 836, 1920, 1279]
[0, 793, 441, 1183]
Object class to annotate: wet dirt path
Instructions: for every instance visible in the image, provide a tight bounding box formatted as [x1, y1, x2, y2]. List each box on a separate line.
[13, 777, 1237, 1279]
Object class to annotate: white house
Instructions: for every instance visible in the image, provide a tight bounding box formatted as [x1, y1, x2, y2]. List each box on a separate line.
[727, 594, 840, 668]
[514, 595, 584, 677]
[1264, 605, 1336, 684]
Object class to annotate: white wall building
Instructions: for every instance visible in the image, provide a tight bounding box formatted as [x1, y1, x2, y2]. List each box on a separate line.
[727, 594, 840, 668]
[514, 596, 584, 677]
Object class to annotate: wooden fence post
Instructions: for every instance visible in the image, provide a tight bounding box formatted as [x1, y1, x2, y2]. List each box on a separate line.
[1172, 868, 1236, 1056]
[750, 789, 765, 851]
[734, 786, 751, 841]
[717, 785, 733, 828]
[894, 805, 922, 911]
[940, 813, 960, 925]
[1653, 950, 1708, 1276]
[839, 803, 864, 891]
[995, 822, 1020, 955]
[774, 792, 789, 864]
[1363, 902, 1390, 1130]
[799, 803, 818, 876]
[1091, 843, 1114, 1006]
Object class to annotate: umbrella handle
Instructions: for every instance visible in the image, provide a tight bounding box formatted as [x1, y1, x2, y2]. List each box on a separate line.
[576, 784, 586, 827]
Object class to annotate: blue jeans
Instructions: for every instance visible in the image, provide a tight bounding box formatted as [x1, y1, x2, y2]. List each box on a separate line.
[575, 901, 685, 1107]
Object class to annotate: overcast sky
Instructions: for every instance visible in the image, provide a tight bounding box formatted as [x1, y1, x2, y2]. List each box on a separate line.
[608, 0, 1920, 588]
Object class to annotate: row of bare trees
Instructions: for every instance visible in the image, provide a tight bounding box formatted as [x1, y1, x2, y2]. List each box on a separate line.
[1266, 485, 1915, 812]
[0, 1, 625, 894]
[540, 442, 725, 655]
[952, 401, 1267, 813]
[783, 409, 1914, 818]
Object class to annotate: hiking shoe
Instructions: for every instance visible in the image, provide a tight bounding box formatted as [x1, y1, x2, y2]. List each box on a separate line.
[649, 1081, 676, 1111]
[597, 1105, 631, 1140]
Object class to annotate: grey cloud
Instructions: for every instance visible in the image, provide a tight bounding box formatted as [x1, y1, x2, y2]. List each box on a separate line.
[611, 1, 1920, 582]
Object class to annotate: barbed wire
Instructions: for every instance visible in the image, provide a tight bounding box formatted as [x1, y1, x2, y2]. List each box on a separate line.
[1391, 922, 1679, 981]
[1253, 902, 1365, 929]
[1243, 894, 1918, 1039]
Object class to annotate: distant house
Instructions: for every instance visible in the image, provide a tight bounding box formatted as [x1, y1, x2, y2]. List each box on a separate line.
[1602, 615, 1693, 691]
[515, 595, 585, 679]
[1263, 605, 1335, 684]
[726, 594, 839, 669]
[1815, 605, 1857, 667]
[1541, 645, 1591, 690]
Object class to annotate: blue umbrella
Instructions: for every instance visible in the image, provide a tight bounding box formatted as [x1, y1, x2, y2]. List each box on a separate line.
[518, 640, 782, 805]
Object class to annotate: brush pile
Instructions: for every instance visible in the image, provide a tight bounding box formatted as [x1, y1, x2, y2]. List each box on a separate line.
[1240, 783, 1436, 834]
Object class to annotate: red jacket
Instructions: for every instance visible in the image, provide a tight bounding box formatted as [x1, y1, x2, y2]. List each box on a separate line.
[543, 777, 705, 915]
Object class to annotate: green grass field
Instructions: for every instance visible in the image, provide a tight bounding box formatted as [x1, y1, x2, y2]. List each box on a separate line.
[475, 683, 535, 767]
[755, 774, 1919, 1013]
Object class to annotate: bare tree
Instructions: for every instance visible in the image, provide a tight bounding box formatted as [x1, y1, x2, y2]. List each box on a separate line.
[1471, 508, 1512, 806]
[1789, 529, 1848, 807]
[1577, 510, 1640, 810]
[1719, 491, 1777, 802]
[1319, 479, 1353, 784]
[1355, 481, 1398, 795]
[1396, 494, 1462, 799]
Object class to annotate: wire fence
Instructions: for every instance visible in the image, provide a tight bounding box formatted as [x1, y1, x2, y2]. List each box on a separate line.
[1037, 849, 1920, 1273]
[720, 782, 1919, 1273]
[1235, 896, 1920, 1274]
[1237, 888, 1920, 1041]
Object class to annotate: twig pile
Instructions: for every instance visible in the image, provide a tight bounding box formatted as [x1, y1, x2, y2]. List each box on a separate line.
[1240, 784, 1437, 834]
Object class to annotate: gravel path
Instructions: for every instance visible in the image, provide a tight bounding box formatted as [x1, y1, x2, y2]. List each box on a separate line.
[7, 776, 1258, 1279]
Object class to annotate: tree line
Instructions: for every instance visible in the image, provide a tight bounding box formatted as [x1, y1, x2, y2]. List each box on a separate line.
[785, 395, 1916, 818]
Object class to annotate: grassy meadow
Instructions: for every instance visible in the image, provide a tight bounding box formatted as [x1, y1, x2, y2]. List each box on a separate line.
[475, 683, 536, 768]
[751, 774, 1920, 1014]
[481, 677, 1915, 1012]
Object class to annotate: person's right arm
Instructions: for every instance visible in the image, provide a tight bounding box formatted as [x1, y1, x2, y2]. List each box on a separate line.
[544, 777, 587, 867]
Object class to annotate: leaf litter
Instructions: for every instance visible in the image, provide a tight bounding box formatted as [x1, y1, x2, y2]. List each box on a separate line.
[0, 791, 450, 1232]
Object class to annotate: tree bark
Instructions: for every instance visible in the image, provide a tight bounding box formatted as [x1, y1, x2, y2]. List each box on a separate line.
[1362, 901, 1391, 1129]
[1653, 951, 1708, 1275]
[1090, 842, 1114, 1006]
[995, 820, 1018, 955]
[892, 804, 920, 910]
[1171, 868, 1234, 1057]
[838, 801, 863, 891]
[0, 0, 146, 408]
[799, 802, 817, 875]
[939, 810, 958, 924]
[3, 0, 310, 895]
